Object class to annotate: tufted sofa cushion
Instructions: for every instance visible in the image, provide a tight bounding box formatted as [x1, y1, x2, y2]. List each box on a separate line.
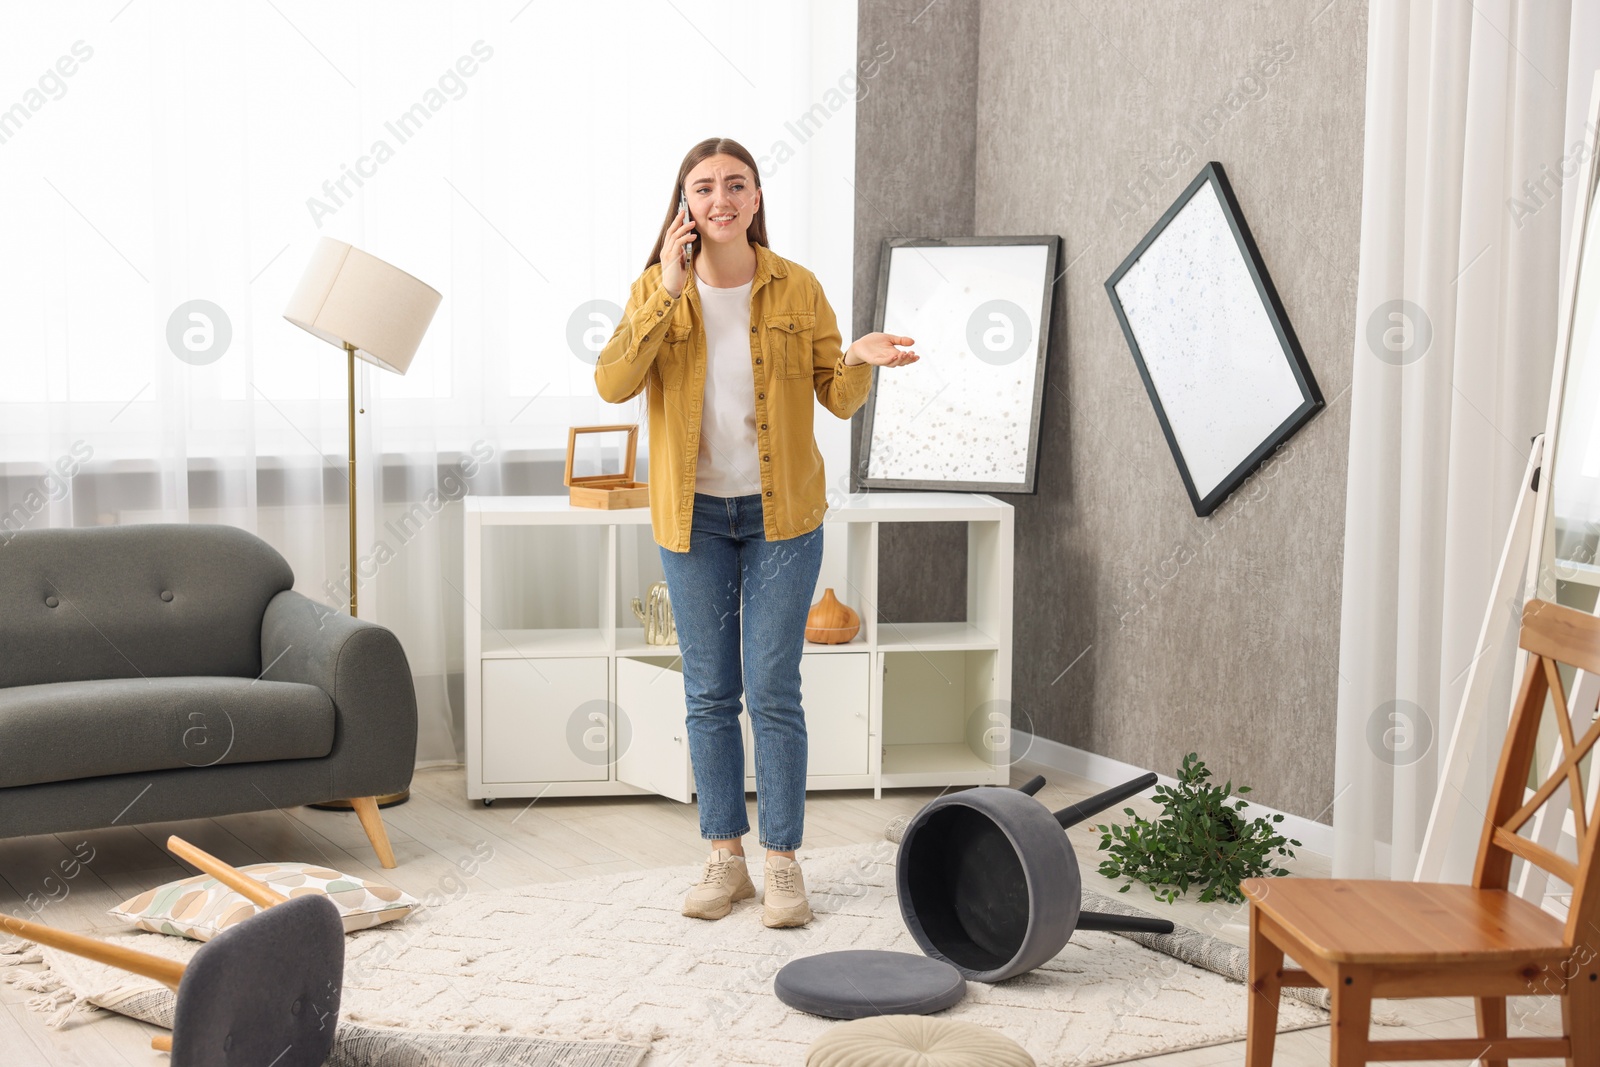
[0, 676, 335, 788]
[0, 524, 294, 688]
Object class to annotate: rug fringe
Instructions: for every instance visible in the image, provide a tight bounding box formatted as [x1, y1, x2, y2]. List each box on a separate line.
[0, 950, 94, 1029]
[3, 967, 62, 994]
[34, 988, 87, 1029]
[0, 940, 44, 966]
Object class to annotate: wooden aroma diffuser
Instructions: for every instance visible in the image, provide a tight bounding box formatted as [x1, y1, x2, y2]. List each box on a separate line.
[565, 424, 649, 509]
[805, 588, 860, 644]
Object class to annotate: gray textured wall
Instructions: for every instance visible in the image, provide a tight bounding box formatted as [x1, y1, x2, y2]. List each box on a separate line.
[854, 0, 1367, 821]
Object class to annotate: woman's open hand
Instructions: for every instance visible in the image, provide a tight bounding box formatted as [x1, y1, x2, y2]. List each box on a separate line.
[660, 208, 695, 298]
[846, 333, 918, 368]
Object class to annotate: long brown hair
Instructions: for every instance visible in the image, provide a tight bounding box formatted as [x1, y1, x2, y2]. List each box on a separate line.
[643, 138, 769, 272]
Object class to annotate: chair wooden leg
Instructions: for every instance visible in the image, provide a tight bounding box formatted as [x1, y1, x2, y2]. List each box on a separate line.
[1565, 966, 1599, 1067]
[1476, 996, 1508, 1067]
[350, 796, 397, 869]
[1329, 969, 1372, 1067]
[1246, 905, 1285, 1067]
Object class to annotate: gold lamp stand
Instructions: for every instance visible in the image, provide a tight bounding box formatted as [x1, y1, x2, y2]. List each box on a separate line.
[310, 343, 409, 810]
[285, 239, 441, 818]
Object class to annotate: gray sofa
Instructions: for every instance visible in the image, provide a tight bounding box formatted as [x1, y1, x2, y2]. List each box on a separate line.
[0, 524, 417, 868]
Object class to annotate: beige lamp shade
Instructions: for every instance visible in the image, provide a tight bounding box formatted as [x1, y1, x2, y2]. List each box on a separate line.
[283, 237, 441, 374]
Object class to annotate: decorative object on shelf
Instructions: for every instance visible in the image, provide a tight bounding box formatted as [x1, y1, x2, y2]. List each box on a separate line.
[1094, 752, 1299, 904]
[630, 580, 677, 645]
[897, 774, 1175, 983]
[804, 587, 860, 644]
[565, 423, 649, 509]
[1104, 162, 1323, 517]
[776, 949, 966, 1019]
[859, 236, 1060, 493]
[805, 1015, 1036, 1067]
[2, 894, 344, 1067]
[284, 238, 440, 813]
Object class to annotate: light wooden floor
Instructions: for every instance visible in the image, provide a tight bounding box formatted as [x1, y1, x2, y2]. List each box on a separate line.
[0, 759, 1566, 1065]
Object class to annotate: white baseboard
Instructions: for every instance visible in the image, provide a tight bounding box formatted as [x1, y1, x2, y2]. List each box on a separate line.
[1010, 729, 1335, 859]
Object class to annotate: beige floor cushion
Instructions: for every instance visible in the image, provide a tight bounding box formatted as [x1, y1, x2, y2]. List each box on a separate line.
[806, 1015, 1036, 1067]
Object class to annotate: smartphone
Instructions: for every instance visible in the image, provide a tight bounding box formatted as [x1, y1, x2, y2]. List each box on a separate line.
[678, 190, 693, 269]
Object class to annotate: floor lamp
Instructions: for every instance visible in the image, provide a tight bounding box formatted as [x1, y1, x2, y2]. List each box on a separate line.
[284, 237, 441, 809]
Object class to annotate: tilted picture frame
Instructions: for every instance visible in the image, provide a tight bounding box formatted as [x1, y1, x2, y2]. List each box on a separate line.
[857, 235, 1061, 493]
[1105, 161, 1323, 517]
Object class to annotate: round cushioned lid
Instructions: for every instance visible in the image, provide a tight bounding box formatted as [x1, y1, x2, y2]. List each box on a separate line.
[806, 1015, 1036, 1067]
[775, 949, 966, 1020]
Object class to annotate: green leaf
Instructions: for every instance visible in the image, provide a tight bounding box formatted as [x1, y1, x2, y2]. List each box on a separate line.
[1087, 752, 1292, 905]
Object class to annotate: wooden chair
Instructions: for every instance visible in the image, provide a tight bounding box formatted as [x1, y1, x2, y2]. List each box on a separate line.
[1243, 598, 1600, 1066]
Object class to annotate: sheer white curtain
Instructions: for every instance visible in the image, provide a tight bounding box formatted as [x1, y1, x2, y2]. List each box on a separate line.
[1332, 0, 1600, 879]
[0, 1, 860, 765]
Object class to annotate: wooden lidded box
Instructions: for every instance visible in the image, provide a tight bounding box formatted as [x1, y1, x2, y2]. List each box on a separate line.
[565, 424, 649, 509]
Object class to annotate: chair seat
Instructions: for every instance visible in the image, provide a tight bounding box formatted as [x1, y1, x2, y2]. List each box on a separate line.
[1242, 878, 1568, 965]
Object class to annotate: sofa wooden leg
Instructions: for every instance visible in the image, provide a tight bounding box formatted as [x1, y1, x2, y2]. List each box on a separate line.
[350, 796, 397, 868]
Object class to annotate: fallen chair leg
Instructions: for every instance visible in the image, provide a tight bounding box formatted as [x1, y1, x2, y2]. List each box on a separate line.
[0, 915, 185, 991]
[350, 796, 398, 868]
[167, 836, 286, 908]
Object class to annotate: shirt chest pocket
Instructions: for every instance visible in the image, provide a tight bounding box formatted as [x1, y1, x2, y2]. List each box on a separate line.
[764, 312, 815, 380]
[655, 323, 691, 389]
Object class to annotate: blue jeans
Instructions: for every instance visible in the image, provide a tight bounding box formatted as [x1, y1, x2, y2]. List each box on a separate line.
[658, 492, 823, 852]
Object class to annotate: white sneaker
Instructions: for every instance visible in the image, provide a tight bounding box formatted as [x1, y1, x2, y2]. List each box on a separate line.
[682, 848, 755, 920]
[762, 853, 813, 928]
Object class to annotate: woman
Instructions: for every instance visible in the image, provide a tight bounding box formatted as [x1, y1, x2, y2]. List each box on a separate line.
[594, 137, 917, 928]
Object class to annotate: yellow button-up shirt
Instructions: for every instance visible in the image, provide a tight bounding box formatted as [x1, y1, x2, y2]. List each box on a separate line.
[595, 241, 874, 553]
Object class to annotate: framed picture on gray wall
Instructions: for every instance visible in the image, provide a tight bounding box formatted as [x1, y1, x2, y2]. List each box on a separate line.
[1105, 161, 1323, 517]
[857, 235, 1060, 493]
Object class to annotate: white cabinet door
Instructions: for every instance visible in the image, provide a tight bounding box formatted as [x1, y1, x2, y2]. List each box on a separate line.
[740, 653, 870, 781]
[615, 657, 694, 803]
[481, 658, 609, 783]
[802, 653, 870, 776]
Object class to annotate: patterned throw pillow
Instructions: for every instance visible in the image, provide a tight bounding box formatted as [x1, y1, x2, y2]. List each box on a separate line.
[109, 862, 419, 941]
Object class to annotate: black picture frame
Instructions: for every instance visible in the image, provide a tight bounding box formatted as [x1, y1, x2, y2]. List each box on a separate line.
[1104, 161, 1323, 517]
[856, 235, 1061, 493]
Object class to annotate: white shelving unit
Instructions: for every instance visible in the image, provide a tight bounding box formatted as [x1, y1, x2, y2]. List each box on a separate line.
[463, 493, 1013, 805]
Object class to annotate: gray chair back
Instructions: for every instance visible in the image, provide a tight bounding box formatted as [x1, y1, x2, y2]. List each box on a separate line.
[0, 524, 294, 688]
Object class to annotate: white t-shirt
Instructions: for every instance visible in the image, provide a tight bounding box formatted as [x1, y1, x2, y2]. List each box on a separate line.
[693, 272, 762, 497]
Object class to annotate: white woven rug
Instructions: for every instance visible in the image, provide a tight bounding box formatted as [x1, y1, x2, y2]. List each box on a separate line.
[4, 840, 1324, 1066]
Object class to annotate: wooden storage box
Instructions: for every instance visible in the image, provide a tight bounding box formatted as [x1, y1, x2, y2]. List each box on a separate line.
[565, 424, 649, 509]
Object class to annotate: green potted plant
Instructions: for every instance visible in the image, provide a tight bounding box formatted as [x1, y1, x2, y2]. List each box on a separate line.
[1094, 752, 1299, 904]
